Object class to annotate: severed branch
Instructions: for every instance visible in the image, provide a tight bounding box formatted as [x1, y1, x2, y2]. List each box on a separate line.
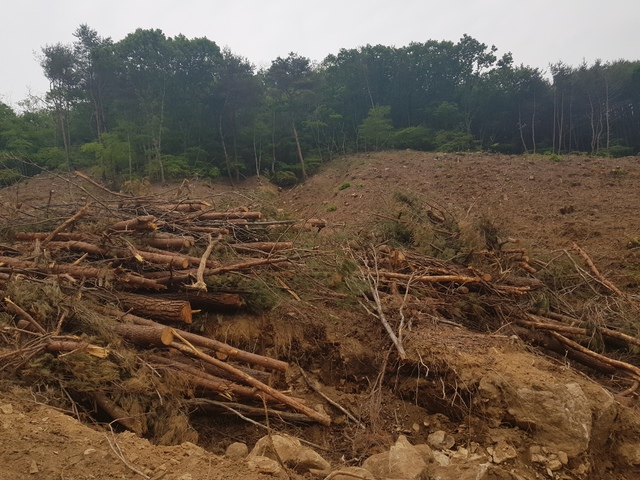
[356, 248, 408, 361]
[298, 366, 365, 427]
[4, 297, 47, 335]
[41, 203, 91, 247]
[170, 331, 331, 425]
[187, 398, 316, 423]
[187, 234, 219, 291]
[550, 331, 640, 383]
[571, 242, 623, 296]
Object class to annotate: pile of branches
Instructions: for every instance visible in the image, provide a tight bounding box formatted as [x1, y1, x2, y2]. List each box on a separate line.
[352, 241, 640, 397]
[0, 172, 330, 443]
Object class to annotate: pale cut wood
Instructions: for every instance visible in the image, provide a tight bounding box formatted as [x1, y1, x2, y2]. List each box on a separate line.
[197, 211, 262, 221]
[113, 323, 174, 347]
[231, 242, 293, 253]
[109, 215, 157, 232]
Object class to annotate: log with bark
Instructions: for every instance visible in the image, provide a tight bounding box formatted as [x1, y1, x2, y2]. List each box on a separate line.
[115, 292, 193, 324]
[97, 306, 289, 372]
[0, 256, 166, 290]
[109, 215, 158, 232]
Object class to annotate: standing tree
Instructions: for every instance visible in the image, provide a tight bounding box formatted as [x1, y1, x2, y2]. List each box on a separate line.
[40, 43, 80, 170]
[266, 53, 317, 181]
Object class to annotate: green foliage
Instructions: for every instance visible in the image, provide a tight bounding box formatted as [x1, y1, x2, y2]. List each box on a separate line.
[326, 204, 337, 212]
[434, 131, 478, 152]
[269, 170, 298, 187]
[5, 26, 640, 183]
[359, 106, 394, 151]
[392, 126, 434, 151]
[598, 145, 635, 158]
[338, 182, 351, 190]
[0, 169, 21, 186]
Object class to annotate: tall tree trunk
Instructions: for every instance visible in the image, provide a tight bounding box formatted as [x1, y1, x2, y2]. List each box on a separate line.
[219, 115, 234, 186]
[531, 92, 537, 154]
[293, 120, 307, 181]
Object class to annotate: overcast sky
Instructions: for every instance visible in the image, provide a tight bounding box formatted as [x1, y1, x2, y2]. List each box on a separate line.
[2, 0, 639, 106]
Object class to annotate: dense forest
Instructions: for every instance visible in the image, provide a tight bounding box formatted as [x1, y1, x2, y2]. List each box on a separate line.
[1, 25, 639, 186]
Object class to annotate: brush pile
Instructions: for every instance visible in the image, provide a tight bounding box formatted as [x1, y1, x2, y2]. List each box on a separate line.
[0, 170, 638, 448]
[0, 172, 330, 444]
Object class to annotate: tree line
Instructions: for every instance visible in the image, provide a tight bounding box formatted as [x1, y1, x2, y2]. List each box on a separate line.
[1, 25, 639, 186]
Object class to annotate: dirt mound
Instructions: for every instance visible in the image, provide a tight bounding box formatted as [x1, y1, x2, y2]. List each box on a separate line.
[1, 153, 640, 479]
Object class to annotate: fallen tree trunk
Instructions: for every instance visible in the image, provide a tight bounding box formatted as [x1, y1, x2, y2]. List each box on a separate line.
[155, 291, 244, 311]
[113, 323, 174, 347]
[0, 256, 166, 290]
[170, 336, 330, 425]
[140, 234, 195, 250]
[231, 242, 294, 253]
[109, 216, 157, 232]
[14, 232, 89, 242]
[196, 211, 262, 221]
[148, 355, 273, 401]
[92, 392, 144, 435]
[115, 292, 192, 324]
[98, 306, 288, 372]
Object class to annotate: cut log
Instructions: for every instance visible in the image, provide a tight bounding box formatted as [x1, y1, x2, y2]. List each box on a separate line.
[97, 306, 288, 372]
[115, 292, 192, 324]
[109, 215, 157, 232]
[93, 392, 144, 435]
[113, 323, 174, 347]
[157, 202, 209, 212]
[41, 204, 91, 246]
[380, 271, 484, 285]
[140, 234, 195, 250]
[231, 242, 293, 253]
[44, 339, 109, 358]
[197, 211, 262, 221]
[14, 232, 88, 242]
[151, 352, 271, 384]
[148, 355, 272, 400]
[156, 291, 244, 311]
[0, 256, 166, 290]
[171, 337, 330, 425]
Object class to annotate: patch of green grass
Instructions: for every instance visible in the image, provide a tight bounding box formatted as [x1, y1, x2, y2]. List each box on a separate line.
[338, 182, 351, 190]
[327, 204, 337, 212]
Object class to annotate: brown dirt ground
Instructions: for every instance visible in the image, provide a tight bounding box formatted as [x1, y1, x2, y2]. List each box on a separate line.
[1, 151, 640, 480]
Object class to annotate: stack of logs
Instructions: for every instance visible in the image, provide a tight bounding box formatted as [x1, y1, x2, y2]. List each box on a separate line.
[0, 173, 332, 430]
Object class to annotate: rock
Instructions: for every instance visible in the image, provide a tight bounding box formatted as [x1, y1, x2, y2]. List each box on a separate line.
[325, 466, 375, 480]
[506, 382, 592, 457]
[246, 456, 287, 480]
[432, 450, 450, 466]
[225, 442, 248, 460]
[557, 451, 569, 465]
[249, 434, 330, 474]
[429, 461, 489, 480]
[29, 460, 38, 474]
[362, 451, 389, 478]
[618, 443, 640, 466]
[489, 440, 517, 464]
[547, 458, 563, 471]
[388, 436, 428, 480]
[427, 430, 455, 450]
[413, 443, 434, 463]
[0, 403, 14, 414]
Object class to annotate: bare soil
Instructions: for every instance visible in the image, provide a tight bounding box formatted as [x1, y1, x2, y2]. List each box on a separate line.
[1, 151, 639, 480]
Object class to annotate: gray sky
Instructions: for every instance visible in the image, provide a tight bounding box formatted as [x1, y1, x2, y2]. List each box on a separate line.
[2, 0, 639, 106]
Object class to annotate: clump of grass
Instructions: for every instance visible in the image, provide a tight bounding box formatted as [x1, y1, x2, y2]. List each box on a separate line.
[338, 182, 351, 190]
